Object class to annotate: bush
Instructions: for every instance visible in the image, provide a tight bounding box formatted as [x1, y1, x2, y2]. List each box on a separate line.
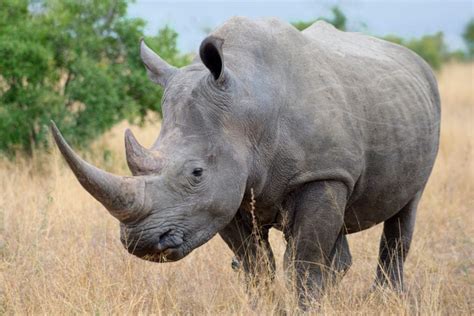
[0, 0, 190, 155]
[383, 32, 448, 71]
[463, 18, 474, 59]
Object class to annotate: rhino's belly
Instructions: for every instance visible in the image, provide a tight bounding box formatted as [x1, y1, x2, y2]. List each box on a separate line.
[342, 153, 436, 234]
[343, 200, 403, 234]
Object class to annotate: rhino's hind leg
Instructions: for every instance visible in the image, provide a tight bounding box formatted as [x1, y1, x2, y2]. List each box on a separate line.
[374, 192, 421, 291]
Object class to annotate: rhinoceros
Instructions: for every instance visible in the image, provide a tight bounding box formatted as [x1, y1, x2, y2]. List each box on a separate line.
[51, 17, 440, 304]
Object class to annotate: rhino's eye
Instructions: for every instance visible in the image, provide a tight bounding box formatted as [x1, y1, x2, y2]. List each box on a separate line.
[192, 168, 203, 177]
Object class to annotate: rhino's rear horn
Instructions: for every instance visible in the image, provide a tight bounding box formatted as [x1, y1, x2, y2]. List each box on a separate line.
[125, 129, 162, 175]
[50, 121, 147, 222]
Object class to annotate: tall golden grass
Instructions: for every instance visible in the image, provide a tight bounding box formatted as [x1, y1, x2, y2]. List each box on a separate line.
[0, 63, 473, 314]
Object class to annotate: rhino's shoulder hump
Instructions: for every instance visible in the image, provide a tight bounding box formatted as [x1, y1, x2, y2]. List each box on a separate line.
[302, 20, 338, 37]
[211, 16, 304, 50]
[215, 16, 298, 35]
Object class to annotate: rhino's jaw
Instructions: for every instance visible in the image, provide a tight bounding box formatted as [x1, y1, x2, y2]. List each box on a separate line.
[131, 234, 214, 263]
[122, 221, 221, 263]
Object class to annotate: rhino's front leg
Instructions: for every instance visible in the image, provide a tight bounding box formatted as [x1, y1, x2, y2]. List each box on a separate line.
[329, 232, 352, 281]
[218, 209, 276, 281]
[286, 181, 347, 307]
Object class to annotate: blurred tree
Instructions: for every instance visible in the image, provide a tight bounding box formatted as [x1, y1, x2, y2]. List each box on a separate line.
[383, 32, 448, 71]
[462, 18, 474, 59]
[292, 6, 347, 31]
[445, 49, 466, 62]
[0, 0, 190, 155]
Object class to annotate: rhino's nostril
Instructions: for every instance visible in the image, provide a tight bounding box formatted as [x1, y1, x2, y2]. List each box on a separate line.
[156, 230, 183, 252]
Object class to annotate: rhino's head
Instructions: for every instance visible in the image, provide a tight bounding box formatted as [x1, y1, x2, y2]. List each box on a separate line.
[52, 36, 251, 262]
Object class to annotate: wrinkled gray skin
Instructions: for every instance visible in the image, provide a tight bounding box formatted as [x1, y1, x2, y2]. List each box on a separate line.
[52, 18, 440, 306]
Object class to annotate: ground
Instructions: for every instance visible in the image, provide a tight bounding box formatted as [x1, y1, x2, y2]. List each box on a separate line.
[0, 63, 472, 314]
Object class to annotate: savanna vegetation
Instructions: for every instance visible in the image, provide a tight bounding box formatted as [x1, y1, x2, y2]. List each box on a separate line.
[0, 0, 473, 314]
[0, 0, 189, 155]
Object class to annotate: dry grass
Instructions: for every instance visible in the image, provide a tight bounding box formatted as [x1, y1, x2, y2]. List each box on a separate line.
[1, 63, 473, 314]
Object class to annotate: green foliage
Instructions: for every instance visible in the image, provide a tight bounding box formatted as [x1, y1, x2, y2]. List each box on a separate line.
[0, 0, 190, 155]
[292, 6, 347, 31]
[383, 32, 448, 71]
[323, 6, 347, 31]
[463, 18, 474, 58]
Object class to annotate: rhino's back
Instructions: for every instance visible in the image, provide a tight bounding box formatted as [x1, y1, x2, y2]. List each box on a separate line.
[303, 21, 402, 62]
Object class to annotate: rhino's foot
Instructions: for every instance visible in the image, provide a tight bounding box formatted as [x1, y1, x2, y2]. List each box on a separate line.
[231, 256, 241, 271]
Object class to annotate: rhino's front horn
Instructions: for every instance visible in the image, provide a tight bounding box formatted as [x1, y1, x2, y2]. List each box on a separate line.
[50, 122, 147, 222]
[124, 129, 161, 175]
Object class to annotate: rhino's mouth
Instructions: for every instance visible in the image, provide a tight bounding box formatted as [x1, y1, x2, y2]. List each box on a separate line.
[133, 223, 220, 263]
[141, 246, 185, 262]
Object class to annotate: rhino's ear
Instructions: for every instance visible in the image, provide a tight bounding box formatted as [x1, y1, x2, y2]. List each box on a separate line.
[199, 36, 225, 83]
[140, 39, 177, 87]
